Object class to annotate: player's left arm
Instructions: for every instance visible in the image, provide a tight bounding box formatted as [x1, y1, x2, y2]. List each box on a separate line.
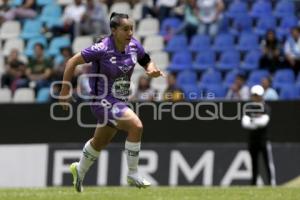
[138, 53, 165, 78]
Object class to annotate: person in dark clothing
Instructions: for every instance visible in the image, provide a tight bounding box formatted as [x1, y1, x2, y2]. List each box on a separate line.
[241, 85, 276, 186]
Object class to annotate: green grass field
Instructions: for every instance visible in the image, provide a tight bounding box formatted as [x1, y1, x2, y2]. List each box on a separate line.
[0, 187, 300, 200]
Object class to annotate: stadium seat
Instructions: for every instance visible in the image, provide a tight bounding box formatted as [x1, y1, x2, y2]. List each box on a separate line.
[167, 52, 192, 72]
[255, 16, 276, 36]
[193, 51, 215, 71]
[274, 0, 295, 19]
[48, 36, 71, 57]
[236, 32, 259, 52]
[204, 84, 227, 99]
[165, 35, 188, 53]
[24, 37, 47, 57]
[160, 17, 182, 36]
[109, 2, 131, 16]
[36, 87, 50, 103]
[0, 21, 21, 39]
[223, 70, 240, 88]
[272, 69, 295, 90]
[230, 14, 253, 35]
[72, 36, 93, 53]
[136, 18, 159, 37]
[3, 38, 24, 56]
[279, 84, 299, 100]
[277, 15, 298, 40]
[37, 0, 53, 6]
[199, 70, 222, 86]
[143, 35, 164, 52]
[20, 19, 43, 40]
[176, 70, 197, 87]
[216, 51, 240, 71]
[240, 50, 260, 71]
[39, 4, 62, 28]
[150, 51, 169, 71]
[132, 2, 142, 21]
[10, 0, 22, 7]
[12, 88, 35, 103]
[57, 0, 73, 6]
[226, 0, 248, 19]
[180, 84, 202, 101]
[247, 70, 270, 87]
[212, 33, 235, 52]
[0, 88, 12, 103]
[250, 0, 272, 18]
[189, 34, 211, 53]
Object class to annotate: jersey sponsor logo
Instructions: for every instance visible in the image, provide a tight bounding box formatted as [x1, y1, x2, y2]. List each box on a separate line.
[110, 56, 117, 64]
[91, 43, 106, 51]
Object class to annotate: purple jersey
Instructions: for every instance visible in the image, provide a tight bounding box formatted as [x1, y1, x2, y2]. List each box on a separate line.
[81, 35, 145, 101]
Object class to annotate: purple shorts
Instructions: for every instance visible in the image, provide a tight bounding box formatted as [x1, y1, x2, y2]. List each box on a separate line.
[90, 97, 128, 128]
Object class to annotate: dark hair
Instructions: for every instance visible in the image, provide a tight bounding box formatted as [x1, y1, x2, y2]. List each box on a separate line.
[110, 12, 129, 29]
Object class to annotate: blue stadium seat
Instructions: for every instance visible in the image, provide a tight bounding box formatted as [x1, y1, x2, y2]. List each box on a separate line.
[212, 33, 235, 52]
[176, 70, 198, 87]
[250, 0, 272, 18]
[216, 51, 240, 71]
[160, 17, 182, 36]
[165, 35, 188, 53]
[274, 0, 295, 19]
[204, 84, 227, 99]
[237, 32, 259, 52]
[223, 70, 240, 88]
[24, 37, 48, 57]
[36, 87, 50, 103]
[180, 84, 202, 101]
[279, 84, 299, 100]
[230, 14, 253, 35]
[199, 70, 222, 86]
[10, 0, 22, 7]
[48, 36, 71, 57]
[226, 0, 248, 19]
[193, 51, 215, 71]
[272, 69, 295, 90]
[277, 15, 298, 40]
[20, 19, 43, 40]
[40, 4, 62, 28]
[240, 50, 261, 71]
[189, 34, 211, 53]
[247, 70, 270, 87]
[167, 52, 192, 72]
[37, 0, 53, 6]
[255, 16, 276, 36]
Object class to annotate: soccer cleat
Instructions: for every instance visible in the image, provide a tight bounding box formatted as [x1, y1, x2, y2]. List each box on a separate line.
[127, 174, 151, 189]
[69, 162, 83, 193]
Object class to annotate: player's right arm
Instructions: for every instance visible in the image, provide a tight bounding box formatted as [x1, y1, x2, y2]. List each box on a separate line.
[59, 52, 85, 109]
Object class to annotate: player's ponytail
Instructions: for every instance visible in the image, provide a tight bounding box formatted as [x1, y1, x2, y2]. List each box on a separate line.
[110, 12, 129, 29]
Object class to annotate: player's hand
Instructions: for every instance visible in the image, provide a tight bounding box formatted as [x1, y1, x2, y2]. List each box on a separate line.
[59, 87, 72, 111]
[146, 65, 165, 78]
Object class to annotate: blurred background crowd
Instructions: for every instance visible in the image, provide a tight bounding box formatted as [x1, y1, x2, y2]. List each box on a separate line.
[0, 0, 300, 103]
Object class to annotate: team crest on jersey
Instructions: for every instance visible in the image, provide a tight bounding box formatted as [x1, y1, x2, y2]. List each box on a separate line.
[118, 64, 132, 73]
[91, 42, 105, 51]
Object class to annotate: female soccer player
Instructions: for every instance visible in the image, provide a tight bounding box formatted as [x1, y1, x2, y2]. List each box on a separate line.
[59, 12, 165, 192]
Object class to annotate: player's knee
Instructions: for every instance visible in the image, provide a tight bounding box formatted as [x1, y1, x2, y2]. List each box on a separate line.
[133, 122, 143, 135]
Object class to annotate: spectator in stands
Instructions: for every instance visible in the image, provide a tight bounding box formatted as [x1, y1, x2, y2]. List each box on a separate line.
[260, 30, 283, 74]
[132, 75, 156, 101]
[0, 0, 10, 14]
[1, 49, 27, 91]
[80, 0, 110, 37]
[163, 73, 184, 101]
[26, 43, 53, 93]
[196, 0, 224, 37]
[226, 74, 250, 101]
[142, 0, 178, 23]
[53, 47, 74, 82]
[284, 27, 300, 75]
[0, 0, 37, 24]
[261, 77, 279, 101]
[51, 0, 86, 41]
[142, 0, 158, 18]
[173, 0, 198, 41]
